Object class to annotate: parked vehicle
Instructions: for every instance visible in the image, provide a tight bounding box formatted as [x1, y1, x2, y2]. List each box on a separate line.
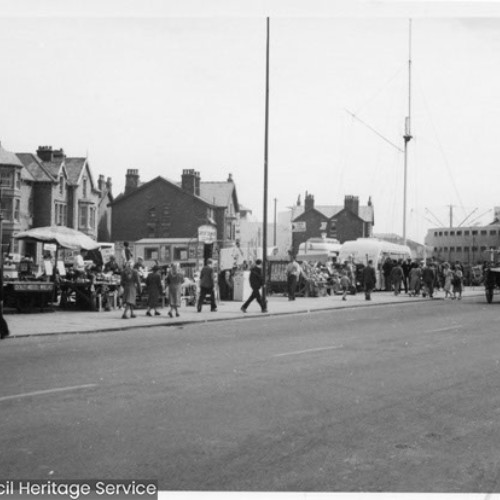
[296, 237, 341, 264]
[338, 238, 412, 290]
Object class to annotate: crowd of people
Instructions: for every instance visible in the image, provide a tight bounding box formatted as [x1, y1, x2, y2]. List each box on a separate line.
[278, 254, 470, 303]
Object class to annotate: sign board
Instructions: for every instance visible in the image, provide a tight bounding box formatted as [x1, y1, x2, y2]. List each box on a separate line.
[198, 225, 217, 244]
[292, 221, 306, 232]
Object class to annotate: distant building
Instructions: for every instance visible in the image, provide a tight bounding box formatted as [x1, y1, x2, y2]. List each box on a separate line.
[110, 169, 240, 267]
[374, 233, 426, 260]
[291, 193, 375, 255]
[0, 142, 111, 259]
[425, 223, 500, 265]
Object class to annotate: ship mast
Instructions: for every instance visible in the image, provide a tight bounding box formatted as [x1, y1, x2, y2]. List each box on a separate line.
[403, 19, 413, 246]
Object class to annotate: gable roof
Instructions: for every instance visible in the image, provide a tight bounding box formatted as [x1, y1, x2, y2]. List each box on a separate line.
[16, 153, 54, 182]
[199, 181, 239, 211]
[292, 204, 374, 223]
[0, 144, 24, 167]
[64, 157, 87, 185]
[111, 175, 215, 208]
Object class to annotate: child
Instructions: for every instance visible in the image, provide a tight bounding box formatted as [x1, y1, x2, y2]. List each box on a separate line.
[340, 270, 351, 301]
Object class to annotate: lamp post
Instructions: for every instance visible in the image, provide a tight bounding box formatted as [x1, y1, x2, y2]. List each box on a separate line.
[262, 17, 270, 311]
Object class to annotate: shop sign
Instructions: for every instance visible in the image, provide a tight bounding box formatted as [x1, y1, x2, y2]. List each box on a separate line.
[292, 221, 306, 232]
[198, 225, 217, 243]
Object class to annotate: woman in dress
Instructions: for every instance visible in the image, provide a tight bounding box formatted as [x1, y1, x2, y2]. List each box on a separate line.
[443, 262, 453, 299]
[120, 260, 141, 319]
[145, 265, 163, 316]
[408, 262, 422, 297]
[165, 262, 184, 318]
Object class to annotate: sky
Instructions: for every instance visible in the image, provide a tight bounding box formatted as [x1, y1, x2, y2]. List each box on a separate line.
[2, 0, 500, 244]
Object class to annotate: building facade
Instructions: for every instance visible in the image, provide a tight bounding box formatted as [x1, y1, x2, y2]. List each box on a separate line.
[110, 169, 240, 265]
[0, 142, 112, 259]
[291, 193, 375, 255]
[425, 224, 500, 264]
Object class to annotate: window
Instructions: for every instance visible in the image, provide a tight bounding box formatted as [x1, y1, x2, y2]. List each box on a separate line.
[481, 230, 487, 236]
[490, 230, 497, 236]
[434, 247, 438, 252]
[456, 247, 462, 252]
[145, 247, 159, 260]
[89, 206, 96, 230]
[439, 231, 443, 236]
[456, 231, 462, 236]
[443, 247, 448, 251]
[472, 246, 478, 252]
[83, 178, 88, 198]
[13, 199, 20, 221]
[0, 170, 13, 188]
[0, 197, 12, 220]
[434, 231, 438, 237]
[207, 208, 214, 220]
[472, 231, 478, 236]
[55, 202, 67, 226]
[15, 171, 21, 189]
[444, 231, 448, 236]
[173, 246, 188, 260]
[79, 205, 88, 229]
[450, 231, 455, 236]
[481, 246, 487, 252]
[59, 176, 64, 195]
[449, 247, 455, 252]
[464, 231, 470, 236]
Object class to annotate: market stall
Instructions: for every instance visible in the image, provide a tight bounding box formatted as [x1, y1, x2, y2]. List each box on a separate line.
[13, 226, 101, 311]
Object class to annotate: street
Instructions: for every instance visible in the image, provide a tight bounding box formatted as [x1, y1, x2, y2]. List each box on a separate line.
[1, 296, 500, 492]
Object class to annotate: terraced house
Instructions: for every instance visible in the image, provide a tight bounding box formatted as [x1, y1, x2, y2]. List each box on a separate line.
[0, 142, 112, 259]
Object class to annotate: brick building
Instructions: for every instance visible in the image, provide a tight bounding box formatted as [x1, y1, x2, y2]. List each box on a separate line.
[0, 142, 111, 259]
[110, 169, 240, 264]
[291, 193, 374, 254]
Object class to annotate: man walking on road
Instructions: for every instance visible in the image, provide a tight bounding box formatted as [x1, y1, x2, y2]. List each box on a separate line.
[197, 258, 217, 312]
[241, 259, 267, 313]
[362, 259, 377, 301]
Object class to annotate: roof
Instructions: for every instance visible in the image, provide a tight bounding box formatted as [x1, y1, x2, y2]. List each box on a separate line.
[40, 158, 64, 179]
[64, 157, 87, 185]
[293, 204, 374, 223]
[111, 176, 214, 208]
[199, 182, 236, 208]
[16, 153, 55, 182]
[0, 143, 23, 167]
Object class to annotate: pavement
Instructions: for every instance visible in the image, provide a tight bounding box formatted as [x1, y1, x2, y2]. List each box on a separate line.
[2, 286, 486, 339]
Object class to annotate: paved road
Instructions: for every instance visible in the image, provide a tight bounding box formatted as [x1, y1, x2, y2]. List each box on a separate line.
[1, 296, 500, 492]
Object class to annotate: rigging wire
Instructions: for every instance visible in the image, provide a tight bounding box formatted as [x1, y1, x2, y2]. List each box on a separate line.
[415, 74, 466, 215]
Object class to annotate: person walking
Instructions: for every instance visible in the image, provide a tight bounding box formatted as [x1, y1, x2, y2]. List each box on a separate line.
[443, 262, 453, 299]
[402, 258, 412, 294]
[362, 259, 377, 301]
[197, 259, 217, 312]
[452, 265, 463, 300]
[166, 262, 184, 317]
[145, 265, 163, 316]
[241, 259, 267, 313]
[340, 269, 351, 301]
[421, 262, 436, 299]
[120, 260, 141, 319]
[390, 260, 404, 296]
[286, 256, 302, 301]
[408, 262, 422, 296]
[382, 257, 394, 292]
[121, 241, 133, 267]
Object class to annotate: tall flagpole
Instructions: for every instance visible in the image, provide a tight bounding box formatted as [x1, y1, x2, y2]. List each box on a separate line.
[262, 17, 270, 311]
[403, 18, 413, 246]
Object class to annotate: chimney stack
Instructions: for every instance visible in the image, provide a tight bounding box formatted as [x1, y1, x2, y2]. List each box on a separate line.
[304, 192, 315, 212]
[182, 169, 200, 196]
[106, 177, 112, 194]
[98, 174, 105, 192]
[125, 169, 140, 195]
[37, 146, 54, 162]
[344, 195, 359, 216]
